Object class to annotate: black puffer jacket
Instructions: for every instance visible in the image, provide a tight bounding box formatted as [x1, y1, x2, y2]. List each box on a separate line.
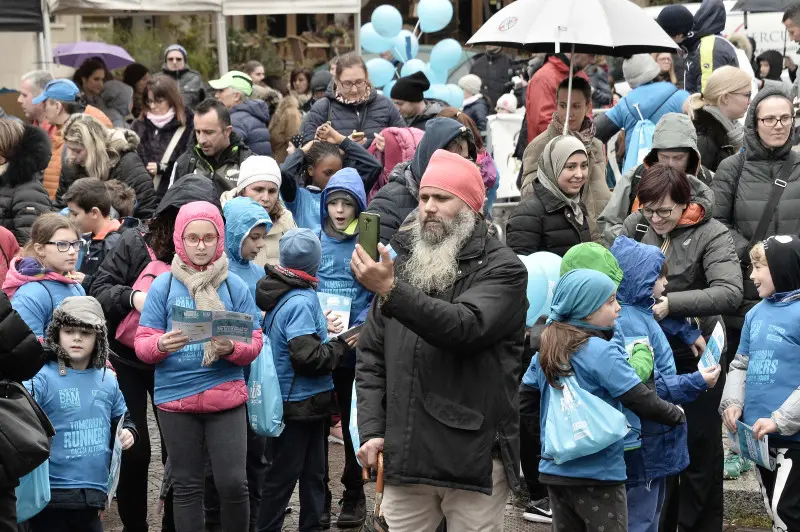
[712, 84, 800, 320]
[692, 107, 738, 172]
[131, 109, 195, 197]
[357, 219, 527, 494]
[368, 117, 476, 245]
[90, 175, 219, 366]
[300, 82, 405, 147]
[506, 180, 591, 256]
[463, 96, 489, 133]
[0, 125, 53, 245]
[56, 130, 158, 220]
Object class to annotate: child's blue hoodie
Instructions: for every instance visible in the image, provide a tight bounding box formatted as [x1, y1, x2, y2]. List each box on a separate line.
[223, 196, 273, 300]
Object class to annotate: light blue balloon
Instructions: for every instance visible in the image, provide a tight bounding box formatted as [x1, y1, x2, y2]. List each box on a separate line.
[529, 252, 563, 318]
[366, 57, 396, 88]
[426, 83, 448, 101]
[382, 80, 396, 97]
[429, 38, 462, 72]
[425, 64, 447, 85]
[400, 58, 426, 78]
[417, 0, 454, 33]
[371, 5, 403, 39]
[444, 84, 464, 108]
[391, 30, 419, 62]
[361, 23, 392, 54]
[519, 255, 549, 327]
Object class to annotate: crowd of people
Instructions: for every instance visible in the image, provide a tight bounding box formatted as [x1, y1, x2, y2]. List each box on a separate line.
[2, 1, 800, 531]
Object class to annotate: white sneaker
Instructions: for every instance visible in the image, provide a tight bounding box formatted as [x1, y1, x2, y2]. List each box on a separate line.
[522, 497, 553, 524]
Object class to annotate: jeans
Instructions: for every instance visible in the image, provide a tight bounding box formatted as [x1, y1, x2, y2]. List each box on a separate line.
[627, 478, 666, 532]
[159, 405, 249, 532]
[29, 507, 103, 532]
[256, 418, 327, 532]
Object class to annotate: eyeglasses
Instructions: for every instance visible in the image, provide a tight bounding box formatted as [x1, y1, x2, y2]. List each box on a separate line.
[758, 115, 794, 128]
[148, 97, 166, 107]
[640, 205, 678, 219]
[183, 235, 218, 247]
[46, 240, 83, 252]
[339, 79, 366, 90]
[731, 91, 752, 100]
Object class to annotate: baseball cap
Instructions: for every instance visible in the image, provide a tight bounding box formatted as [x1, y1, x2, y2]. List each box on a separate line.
[208, 71, 253, 97]
[32, 79, 80, 105]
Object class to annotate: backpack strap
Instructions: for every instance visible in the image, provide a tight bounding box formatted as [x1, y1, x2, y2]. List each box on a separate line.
[750, 152, 795, 246]
[633, 216, 649, 243]
[262, 294, 305, 403]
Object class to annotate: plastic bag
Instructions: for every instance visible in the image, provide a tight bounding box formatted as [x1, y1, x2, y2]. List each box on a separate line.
[544, 376, 628, 465]
[247, 338, 284, 437]
[16, 459, 50, 522]
[349, 380, 361, 466]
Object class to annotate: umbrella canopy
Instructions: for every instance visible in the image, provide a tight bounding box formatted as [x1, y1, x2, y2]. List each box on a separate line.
[53, 41, 135, 70]
[467, 0, 679, 56]
[732, 0, 794, 12]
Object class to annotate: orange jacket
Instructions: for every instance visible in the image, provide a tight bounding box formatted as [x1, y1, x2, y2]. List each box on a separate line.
[525, 56, 591, 144]
[42, 106, 112, 200]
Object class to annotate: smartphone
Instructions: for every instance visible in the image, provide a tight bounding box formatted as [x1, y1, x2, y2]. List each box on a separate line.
[358, 212, 381, 262]
[340, 323, 363, 342]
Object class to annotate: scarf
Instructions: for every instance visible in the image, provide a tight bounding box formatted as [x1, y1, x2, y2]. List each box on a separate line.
[550, 112, 597, 148]
[2, 257, 81, 299]
[274, 265, 319, 287]
[147, 108, 176, 129]
[703, 105, 744, 151]
[335, 85, 372, 106]
[546, 269, 616, 327]
[171, 253, 229, 367]
[536, 135, 588, 225]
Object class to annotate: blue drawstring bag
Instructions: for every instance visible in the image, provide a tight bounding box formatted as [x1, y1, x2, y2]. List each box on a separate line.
[16, 459, 50, 522]
[622, 103, 656, 175]
[247, 338, 285, 437]
[543, 376, 628, 465]
[349, 380, 361, 466]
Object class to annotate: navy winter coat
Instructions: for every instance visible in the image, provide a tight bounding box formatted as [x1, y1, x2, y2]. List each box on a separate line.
[231, 99, 272, 157]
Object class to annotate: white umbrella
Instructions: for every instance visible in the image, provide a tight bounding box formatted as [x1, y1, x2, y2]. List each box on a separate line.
[468, 0, 679, 134]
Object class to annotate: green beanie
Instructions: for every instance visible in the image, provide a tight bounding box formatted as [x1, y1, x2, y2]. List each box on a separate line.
[560, 243, 624, 288]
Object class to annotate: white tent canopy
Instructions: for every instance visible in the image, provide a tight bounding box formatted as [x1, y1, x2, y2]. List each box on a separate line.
[47, 0, 223, 15]
[223, 0, 358, 15]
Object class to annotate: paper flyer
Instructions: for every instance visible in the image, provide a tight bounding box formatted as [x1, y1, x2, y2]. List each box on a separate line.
[729, 421, 775, 471]
[172, 305, 253, 344]
[318, 293, 352, 337]
[106, 417, 124, 507]
[697, 321, 725, 370]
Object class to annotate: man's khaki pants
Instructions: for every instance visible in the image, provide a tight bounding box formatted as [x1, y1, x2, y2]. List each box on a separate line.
[382, 459, 509, 532]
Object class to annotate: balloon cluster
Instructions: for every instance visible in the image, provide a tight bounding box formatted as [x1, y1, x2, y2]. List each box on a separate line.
[518, 252, 563, 328]
[361, 1, 465, 108]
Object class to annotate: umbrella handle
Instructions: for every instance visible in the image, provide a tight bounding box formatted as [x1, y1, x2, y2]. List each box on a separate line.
[361, 452, 384, 494]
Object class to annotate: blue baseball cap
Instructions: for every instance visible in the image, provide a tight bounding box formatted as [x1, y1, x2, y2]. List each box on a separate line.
[32, 79, 80, 105]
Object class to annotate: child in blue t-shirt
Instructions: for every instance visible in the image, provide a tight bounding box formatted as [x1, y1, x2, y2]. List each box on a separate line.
[721, 236, 800, 530]
[25, 296, 137, 531]
[279, 123, 381, 232]
[522, 269, 684, 532]
[223, 196, 272, 299]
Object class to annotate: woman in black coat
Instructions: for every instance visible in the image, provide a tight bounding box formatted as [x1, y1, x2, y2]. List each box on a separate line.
[300, 52, 405, 148]
[506, 135, 591, 256]
[0, 120, 53, 244]
[131, 74, 194, 198]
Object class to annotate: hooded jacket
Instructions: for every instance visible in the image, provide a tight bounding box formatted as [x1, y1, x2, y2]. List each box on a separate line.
[366, 126, 425, 202]
[692, 106, 740, 173]
[525, 55, 591, 142]
[357, 219, 528, 494]
[405, 99, 448, 131]
[598, 112, 713, 246]
[520, 119, 610, 241]
[90, 174, 220, 367]
[622, 175, 743, 371]
[161, 66, 206, 110]
[171, 132, 253, 198]
[56, 129, 158, 220]
[300, 82, 406, 147]
[757, 50, 785, 82]
[135, 201, 263, 412]
[223, 196, 272, 299]
[231, 99, 273, 157]
[368, 117, 475, 245]
[131, 108, 195, 196]
[0, 125, 53, 245]
[683, 0, 739, 93]
[712, 85, 800, 322]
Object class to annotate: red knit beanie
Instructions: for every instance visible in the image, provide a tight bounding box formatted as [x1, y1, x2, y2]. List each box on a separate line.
[419, 149, 485, 213]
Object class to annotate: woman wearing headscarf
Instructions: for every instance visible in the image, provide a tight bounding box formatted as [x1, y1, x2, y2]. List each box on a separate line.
[507, 135, 591, 256]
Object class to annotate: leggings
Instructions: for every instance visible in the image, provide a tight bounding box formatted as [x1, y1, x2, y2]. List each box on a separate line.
[159, 405, 250, 532]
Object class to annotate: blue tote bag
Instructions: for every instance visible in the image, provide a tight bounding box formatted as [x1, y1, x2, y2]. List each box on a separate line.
[247, 337, 285, 437]
[543, 376, 628, 465]
[15, 459, 50, 522]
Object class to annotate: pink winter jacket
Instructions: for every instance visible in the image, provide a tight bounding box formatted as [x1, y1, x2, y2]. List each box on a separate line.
[367, 126, 425, 202]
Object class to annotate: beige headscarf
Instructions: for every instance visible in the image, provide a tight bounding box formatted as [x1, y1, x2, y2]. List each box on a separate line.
[536, 135, 588, 225]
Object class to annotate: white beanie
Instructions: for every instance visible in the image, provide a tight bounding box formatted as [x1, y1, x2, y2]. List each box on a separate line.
[458, 74, 482, 95]
[623, 54, 662, 89]
[496, 93, 518, 113]
[236, 155, 282, 194]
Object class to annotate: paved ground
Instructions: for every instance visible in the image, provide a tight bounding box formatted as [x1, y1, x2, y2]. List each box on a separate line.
[100, 406, 767, 531]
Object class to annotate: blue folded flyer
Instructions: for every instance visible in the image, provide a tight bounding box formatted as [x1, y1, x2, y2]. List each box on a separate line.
[172, 305, 253, 344]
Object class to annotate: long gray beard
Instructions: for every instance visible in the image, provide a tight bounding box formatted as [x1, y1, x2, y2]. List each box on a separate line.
[402, 209, 476, 294]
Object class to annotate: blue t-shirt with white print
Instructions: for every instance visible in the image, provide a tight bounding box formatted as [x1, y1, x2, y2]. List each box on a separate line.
[284, 187, 322, 232]
[25, 361, 126, 492]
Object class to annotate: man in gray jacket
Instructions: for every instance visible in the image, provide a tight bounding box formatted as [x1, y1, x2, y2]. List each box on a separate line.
[597, 113, 713, 246]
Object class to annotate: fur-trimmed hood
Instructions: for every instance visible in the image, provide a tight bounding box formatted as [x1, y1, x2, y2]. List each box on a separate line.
[1, 124, 50, 187]
[44, 296, 109, 372]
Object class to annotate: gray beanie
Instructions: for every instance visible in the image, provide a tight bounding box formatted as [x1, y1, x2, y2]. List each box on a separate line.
[458, 74, 482, 95]
[279, 228, 322, 276]
[623, 54, 661, 89]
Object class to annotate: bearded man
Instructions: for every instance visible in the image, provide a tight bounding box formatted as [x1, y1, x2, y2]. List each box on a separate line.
[350, 149, 528, 532]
